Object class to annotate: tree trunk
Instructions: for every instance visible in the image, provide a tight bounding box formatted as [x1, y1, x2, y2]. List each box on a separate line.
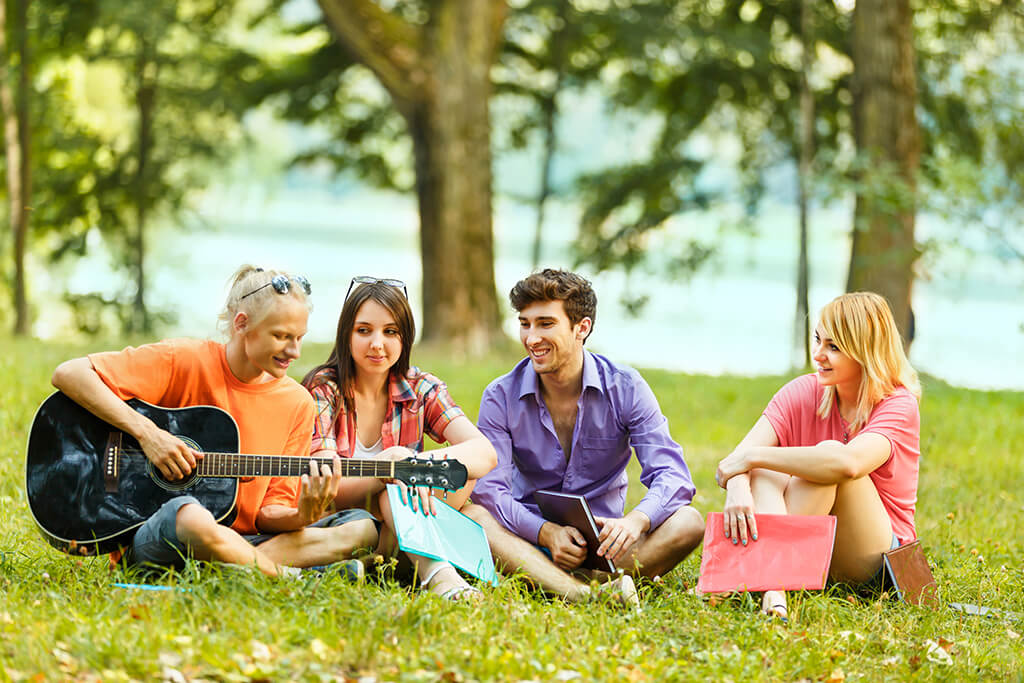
[531, 3, 570, 269]
[847, 0, 919, 346]
[0, 0, 31, 336]
[792, 0, 813, 370]
[317, 0, 505, 354]
[131, 44, 157, 334]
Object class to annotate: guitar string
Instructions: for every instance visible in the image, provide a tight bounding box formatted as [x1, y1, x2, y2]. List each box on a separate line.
[110, 448, 451, 479]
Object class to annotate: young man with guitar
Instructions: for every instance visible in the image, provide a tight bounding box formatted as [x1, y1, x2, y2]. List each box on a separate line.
[45, 265, 379, 577]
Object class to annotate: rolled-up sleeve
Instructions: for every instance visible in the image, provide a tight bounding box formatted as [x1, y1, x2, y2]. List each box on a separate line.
[625, 374, 695, 530]
[473, 384, 547, 544]
[421, 379, 466, 444]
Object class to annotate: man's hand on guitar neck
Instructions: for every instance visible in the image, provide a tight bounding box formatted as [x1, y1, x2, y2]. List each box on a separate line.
[297, 454, 343, 525]
[137, 421, 203, 481]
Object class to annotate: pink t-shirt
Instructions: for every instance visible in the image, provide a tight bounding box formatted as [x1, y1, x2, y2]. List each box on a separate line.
[762, 373, 920, 544]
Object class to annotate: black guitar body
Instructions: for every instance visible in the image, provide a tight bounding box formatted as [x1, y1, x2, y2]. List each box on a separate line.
[26, 392, 240, 555]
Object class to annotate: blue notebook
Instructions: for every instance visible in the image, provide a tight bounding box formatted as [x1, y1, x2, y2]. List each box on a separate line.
[386, 484, 499, 586]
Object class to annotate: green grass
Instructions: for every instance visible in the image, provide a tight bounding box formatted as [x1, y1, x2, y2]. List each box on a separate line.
[2, 337, 1022, 680]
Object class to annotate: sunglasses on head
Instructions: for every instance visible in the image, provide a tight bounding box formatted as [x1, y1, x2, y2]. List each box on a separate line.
[345, 276, 408, 301]
[240, 273, 312, 300]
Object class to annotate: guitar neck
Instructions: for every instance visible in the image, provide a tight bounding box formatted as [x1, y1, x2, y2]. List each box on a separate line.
[194, 454, 395, 479]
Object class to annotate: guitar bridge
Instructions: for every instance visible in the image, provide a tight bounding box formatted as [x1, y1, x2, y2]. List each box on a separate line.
[103, 432, 122, 493]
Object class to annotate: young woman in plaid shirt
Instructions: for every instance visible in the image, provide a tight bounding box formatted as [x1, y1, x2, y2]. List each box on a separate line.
[302, 277, 497, 600]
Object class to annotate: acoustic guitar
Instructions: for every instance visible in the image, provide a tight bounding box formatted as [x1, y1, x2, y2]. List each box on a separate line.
[25, 392, 467, 556]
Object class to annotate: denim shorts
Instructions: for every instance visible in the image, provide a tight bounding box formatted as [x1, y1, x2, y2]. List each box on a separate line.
[865, 533, 902, 589]
[125, 495, 377, 569]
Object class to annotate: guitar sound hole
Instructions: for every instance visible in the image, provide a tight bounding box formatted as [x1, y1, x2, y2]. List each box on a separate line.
[147, 435, 202, 492]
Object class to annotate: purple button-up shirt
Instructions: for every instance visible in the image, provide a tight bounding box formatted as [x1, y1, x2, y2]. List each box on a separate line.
[473, 351, 695, 544]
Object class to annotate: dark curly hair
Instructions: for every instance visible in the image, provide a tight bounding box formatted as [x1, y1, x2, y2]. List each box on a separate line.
[509, 269, 596, 342]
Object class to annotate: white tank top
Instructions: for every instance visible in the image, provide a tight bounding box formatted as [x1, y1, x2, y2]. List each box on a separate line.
[353, 435, 384, 458]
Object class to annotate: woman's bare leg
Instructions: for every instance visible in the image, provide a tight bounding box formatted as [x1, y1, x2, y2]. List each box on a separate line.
[748, 469, 798, 617]
[787, 475, 892, 582]
[377, 486, 479, 598]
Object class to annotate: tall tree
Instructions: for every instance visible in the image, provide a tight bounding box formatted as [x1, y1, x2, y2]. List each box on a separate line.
[792, 0, 814, 369]
[0, 0, 31, 335]
[846, 0, 919, 343]
[76, 0, 256, 334]
[315, 0, 504, 352]
[497, 0, 582, 268]
[569, 1, 849, 295]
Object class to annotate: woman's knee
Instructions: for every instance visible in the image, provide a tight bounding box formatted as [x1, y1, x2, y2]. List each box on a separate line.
[748, 467, 789, 492]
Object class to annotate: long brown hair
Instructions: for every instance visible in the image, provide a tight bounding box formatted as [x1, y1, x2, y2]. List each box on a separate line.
[302, 281, 415, 414]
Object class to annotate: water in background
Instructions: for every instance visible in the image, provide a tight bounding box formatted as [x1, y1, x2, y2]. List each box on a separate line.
[46, 184, 1024, 391]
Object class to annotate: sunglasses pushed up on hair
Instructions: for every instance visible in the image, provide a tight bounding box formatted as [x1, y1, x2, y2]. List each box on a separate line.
[240, 273, 312, 300]
[345, 276, 408, 301]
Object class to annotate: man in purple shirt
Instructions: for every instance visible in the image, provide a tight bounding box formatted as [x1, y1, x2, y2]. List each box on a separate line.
[463, 270, 704, 603]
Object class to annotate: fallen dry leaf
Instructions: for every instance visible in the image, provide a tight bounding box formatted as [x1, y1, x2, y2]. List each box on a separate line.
[925, 640, 953, 665]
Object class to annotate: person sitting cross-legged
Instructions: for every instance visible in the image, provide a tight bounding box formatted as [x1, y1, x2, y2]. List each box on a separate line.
[302, 276, 497, 600]
[50, 265, 379, 578]
[462, 269, 705, 605]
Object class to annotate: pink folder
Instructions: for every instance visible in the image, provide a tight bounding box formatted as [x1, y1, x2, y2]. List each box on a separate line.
[697, 513, 837, 593]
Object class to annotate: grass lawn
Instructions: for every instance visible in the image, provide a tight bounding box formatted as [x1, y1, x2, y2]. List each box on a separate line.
[1, 336, 1022, 681]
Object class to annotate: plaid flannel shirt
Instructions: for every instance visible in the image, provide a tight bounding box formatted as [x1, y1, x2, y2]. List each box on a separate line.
[308, 366, 465, 456]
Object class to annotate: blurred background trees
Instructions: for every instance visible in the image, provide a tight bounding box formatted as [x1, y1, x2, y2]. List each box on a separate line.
[0, 0, 1021, 360]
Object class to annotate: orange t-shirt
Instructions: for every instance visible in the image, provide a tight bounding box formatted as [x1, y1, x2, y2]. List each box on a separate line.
[89, 338, 315, 535]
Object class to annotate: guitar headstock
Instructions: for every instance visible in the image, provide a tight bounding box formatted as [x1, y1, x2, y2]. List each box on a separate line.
[392, 456, 468, 491]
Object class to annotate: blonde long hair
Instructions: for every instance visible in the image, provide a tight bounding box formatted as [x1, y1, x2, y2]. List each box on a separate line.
[816, 292, 921, 433]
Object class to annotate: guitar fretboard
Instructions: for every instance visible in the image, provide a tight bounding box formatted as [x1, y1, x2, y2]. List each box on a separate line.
[115, 450, 398, 479]
[194, 454, 395, 478]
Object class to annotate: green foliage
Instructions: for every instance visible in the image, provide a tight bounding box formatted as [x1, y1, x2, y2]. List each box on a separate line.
[241, 3, 415, 192]
[514, 0, 1024, 303]
[58, 0, 260, 335]
[562, 0, 852, 283]
[914, 2, 1024, 269]
[1, 0, 267, 338]
[2, 340, 1022, 679]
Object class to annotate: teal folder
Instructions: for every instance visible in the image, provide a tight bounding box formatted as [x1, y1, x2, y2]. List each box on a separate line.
[385, 484, 499, 586]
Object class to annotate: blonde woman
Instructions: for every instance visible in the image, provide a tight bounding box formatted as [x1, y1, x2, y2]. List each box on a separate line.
[714, 292, 921, 621]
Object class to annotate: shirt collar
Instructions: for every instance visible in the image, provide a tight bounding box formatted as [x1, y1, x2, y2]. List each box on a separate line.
[516, 350, 603, 399]
[580, 350, 603, 394]
[390, 371, 416, 404]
